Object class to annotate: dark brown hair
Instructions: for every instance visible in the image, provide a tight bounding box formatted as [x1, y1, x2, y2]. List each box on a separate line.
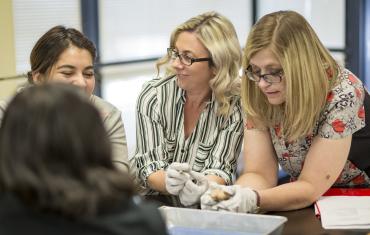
[28, 25, 96, 83]
[0, 83, 134, 218]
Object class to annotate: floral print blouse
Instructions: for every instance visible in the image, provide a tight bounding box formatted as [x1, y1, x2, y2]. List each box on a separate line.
[251, 68, 369, 187]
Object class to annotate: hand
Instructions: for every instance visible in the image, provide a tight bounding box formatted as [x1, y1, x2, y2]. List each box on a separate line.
[165, 162, 191, 195]
[213, 185, 259, 213]
[200, 182, 228, 210]
[179, 171, 209, 206]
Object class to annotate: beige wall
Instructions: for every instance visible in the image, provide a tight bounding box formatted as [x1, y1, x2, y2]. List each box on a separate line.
[0, 0, 20, 99]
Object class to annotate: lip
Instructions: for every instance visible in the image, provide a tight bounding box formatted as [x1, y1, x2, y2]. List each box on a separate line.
[177, 74, 189, 78]
[263, 91, 280, 96]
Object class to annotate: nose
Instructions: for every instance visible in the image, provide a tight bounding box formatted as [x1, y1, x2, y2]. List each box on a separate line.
[170, 56, 184, 70]
[257, 77, 271, 89]
[72, 74, 87, 90]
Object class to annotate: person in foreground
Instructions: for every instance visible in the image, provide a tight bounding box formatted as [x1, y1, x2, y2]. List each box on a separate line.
[201, 10, 370, 213]
[131, 11, 244, 207]
[0, 25, 130, 173]
[0, 84, 168, 235]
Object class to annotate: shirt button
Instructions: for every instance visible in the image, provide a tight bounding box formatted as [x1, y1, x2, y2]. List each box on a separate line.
[181, 149, 185, 153]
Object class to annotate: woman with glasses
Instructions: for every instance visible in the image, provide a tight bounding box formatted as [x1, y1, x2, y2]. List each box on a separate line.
[201, 10, 370, 213]
[132, 11, 244, 207]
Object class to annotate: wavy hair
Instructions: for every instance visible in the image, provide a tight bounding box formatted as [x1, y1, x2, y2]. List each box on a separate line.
[242, 10, 338, 139]
[156, 11, 242, 117]
[0, 84, 134, 218]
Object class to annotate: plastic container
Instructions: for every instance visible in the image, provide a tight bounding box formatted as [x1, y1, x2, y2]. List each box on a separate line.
[159, 206, 287, 235]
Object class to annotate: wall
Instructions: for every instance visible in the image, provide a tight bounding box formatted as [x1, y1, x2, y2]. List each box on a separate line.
[0, 0, 20, 99]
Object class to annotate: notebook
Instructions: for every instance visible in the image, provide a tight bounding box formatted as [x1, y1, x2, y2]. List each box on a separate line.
[314, 188, 370, 229]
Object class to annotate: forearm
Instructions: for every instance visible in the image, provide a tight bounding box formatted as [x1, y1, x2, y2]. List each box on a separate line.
[235, 172, 277, 190]
[147, 170, 168, 194]
[206, 174, 226, 185]
[258, 180, 317, 211]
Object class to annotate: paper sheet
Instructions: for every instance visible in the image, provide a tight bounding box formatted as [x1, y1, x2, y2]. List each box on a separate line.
[315, 196, 370, 229]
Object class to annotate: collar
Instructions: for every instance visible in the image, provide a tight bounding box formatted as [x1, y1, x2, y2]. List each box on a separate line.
[176, 87, 215, 109]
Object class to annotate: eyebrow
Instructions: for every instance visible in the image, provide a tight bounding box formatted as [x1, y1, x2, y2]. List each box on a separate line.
[174, 48, 193, 55]
[250, 64, 281, 70]
[56, 65, 94, 70]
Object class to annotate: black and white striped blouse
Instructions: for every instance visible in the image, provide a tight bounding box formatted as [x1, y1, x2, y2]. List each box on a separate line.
[133, 75, 244, 190]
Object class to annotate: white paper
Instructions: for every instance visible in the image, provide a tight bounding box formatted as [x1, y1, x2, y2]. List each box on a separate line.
[316, 196, 370, 229]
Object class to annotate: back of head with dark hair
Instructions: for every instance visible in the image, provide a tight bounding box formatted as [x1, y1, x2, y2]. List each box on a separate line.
[0, 83, 133, 218]
[28, 25, 96, 83]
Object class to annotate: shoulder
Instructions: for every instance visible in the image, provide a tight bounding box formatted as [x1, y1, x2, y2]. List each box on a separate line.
[90, 95, 121, 121]
[336, 68, 363, 92]
[140, 76, 177, 96]
[90, 95, 117, 110]
[137, 75, 178, 108]
[333, 68, 364, 92]
[327, 68, 364, 107]
[317, 68, 365, 138]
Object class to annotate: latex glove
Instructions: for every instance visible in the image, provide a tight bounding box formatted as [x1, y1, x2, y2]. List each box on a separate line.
[201, 184, 259, 213]
[200, 182, 228, 210]
[216, 185, 259, 213]
[165, 162, 191, 195]
[179, 171, 209, 206]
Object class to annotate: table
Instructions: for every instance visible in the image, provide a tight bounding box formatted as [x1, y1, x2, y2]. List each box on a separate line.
[271, 207, 369, 235]
[145, 195, 370, 235]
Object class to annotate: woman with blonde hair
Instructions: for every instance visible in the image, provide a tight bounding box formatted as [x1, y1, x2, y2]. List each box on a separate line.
[201, 10, 370, 213]
[132, 11, 244, 207]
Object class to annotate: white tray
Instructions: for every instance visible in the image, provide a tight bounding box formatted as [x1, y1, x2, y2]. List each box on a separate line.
[159, 206, 287, 235]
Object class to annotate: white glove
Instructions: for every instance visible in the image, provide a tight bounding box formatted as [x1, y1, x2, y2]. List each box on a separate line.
[179, 171, 209, 206]
[165, 162, 191, 195]
[214, 185, 259, 213]
[200, 182, 228, 210]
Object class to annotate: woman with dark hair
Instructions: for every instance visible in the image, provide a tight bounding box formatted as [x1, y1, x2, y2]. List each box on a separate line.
[0, 25, 130, 173]
[0, 83, 167, 235]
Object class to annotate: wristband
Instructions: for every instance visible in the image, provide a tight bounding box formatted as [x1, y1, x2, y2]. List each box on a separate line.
[252, 189, 261, 213]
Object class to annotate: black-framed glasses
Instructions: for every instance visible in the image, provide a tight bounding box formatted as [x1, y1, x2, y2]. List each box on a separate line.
[167, 48, 212, 66]
[245, 65, 283, 84]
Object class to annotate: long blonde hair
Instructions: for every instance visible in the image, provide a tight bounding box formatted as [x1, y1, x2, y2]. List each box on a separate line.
[242, 10, 338, 140]
[157, 11, 242, 117]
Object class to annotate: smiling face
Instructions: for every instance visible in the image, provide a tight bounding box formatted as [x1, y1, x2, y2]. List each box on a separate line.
[34, 46, 95, 97]
[249, 48, 286, 105]
[170, 31, 214, 94]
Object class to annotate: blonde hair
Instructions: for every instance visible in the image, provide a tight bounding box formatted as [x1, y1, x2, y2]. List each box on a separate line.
[242, 10, 338, 140]
[156, 11, 242, 117]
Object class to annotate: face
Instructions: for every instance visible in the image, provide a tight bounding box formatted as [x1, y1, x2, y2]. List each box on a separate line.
[38, 46, 95, 96]
[171, 31, 214, 93]
[249, 48, 286, 105]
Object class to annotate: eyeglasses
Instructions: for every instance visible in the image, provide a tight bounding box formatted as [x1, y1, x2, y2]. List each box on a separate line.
[167, 48, 212, 66]
[245, 65, 283, 84]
